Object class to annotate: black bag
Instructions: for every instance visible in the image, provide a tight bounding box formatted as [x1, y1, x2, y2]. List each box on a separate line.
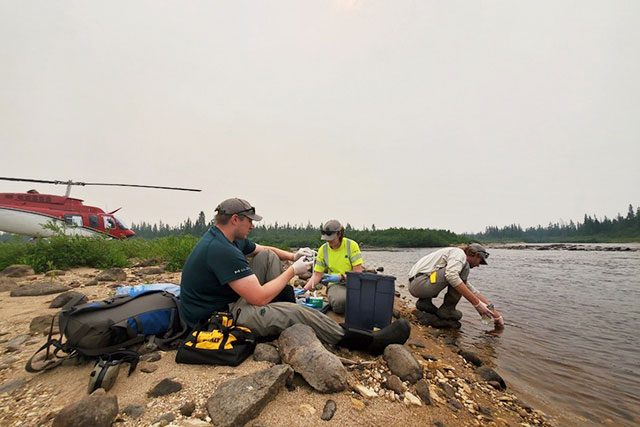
[26, 291, 188, 373]
[175, 312, 256, 366]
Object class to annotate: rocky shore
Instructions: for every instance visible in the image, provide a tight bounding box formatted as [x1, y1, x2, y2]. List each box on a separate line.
[0, 263, 555, 427]
[489, 243, 638, 252]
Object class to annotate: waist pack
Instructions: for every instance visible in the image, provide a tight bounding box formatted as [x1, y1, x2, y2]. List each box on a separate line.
[26, 291, 187, 373]
[175, 312, 255, 366]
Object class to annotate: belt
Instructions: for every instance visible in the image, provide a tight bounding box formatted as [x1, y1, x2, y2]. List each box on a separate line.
[409, 272, 427, 282]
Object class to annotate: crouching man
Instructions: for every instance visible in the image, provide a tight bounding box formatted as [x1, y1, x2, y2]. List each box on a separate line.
[179, 198, 410, 354]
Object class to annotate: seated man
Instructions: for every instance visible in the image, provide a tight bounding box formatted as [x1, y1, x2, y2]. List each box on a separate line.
[303, 219, 363, 314]
[179, 198, 410, 354]
[408, 243, 503, 327]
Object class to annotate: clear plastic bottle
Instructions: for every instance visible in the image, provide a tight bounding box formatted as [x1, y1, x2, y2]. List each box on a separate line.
[481, 303, 495, 324]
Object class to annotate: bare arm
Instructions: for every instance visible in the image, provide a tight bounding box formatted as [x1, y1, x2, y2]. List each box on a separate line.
[251, 244, 294, 261]
[229, 267, 296, 306]
[456, 283, 501, 319]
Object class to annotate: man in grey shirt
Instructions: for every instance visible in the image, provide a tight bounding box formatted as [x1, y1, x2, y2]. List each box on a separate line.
[408, 243, 503, 328]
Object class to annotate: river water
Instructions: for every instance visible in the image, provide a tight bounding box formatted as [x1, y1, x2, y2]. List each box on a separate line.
[361, 244, 640, 427]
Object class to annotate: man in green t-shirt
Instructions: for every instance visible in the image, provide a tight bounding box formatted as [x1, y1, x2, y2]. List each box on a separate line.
[179, 198, 411, 354]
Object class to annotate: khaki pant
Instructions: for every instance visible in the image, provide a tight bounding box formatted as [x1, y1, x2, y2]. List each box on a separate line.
[229, 250, 344, 345]
[408, 264, 470, 299]
[327, 284, 346, 314]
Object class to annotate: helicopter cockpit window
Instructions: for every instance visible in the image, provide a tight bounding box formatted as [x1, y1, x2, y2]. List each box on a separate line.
[89, 215, 99, 228]
[115, 217, 129, 230]
[103, 217, 117, 230]
[64, 215, 83, 227]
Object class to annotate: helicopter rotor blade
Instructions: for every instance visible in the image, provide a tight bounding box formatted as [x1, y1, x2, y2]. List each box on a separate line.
[81, 182, 201, 192]
[0, 177, 200, 192]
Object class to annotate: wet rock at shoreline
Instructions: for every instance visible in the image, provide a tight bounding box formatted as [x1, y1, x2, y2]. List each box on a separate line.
[52, 393, 118, 427]
[10, 281, 70, 297]
[49, 291, 87, 309]
[458, 349, 484, 367]
[383, 344, 423, 384]
[206, 364, 293, 427]
[278, 324, 347, 393]
[476, 366, 506, 390]
[254, 343, 281, 364]
[96, 268, 127, 282]
[0, 264, 34, 278]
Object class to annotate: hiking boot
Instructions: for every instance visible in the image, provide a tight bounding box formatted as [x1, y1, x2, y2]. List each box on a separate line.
[338, 320, 411, 355]
[416, 298, 437, 314]
[436, 288, 462, 320]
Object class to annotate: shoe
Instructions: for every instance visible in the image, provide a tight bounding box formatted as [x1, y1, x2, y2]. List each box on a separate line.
[416, 298, 437, 314]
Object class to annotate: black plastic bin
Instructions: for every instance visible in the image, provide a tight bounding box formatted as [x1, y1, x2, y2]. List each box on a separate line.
[345, 272, 395, 331]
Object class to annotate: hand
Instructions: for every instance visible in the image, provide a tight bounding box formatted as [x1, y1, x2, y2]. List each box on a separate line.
[320, 274, 341, 284]
[473, 301, 493, 317]
[494, 315, 504, 327]
[292, 258, 313, 276]
[293, 248, 316, 261]
[303, 281, 313, 291]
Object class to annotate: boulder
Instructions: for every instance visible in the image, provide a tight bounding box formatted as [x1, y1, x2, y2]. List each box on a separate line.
[278, 324, 347, 393]
[253, 343, 281, 364]
[0, 264, 34, 278]
[383, 344, 423, 384]
[52, 393, 118, 427]
[96, 268, 126, 282]
[476, 366, 506, 390]
[206, 364, 293, 427]
[458, 349, 483, 367]
[49, 291, 87, 309]
[0, 278, 18, 292]
[29, 314, 55, 335]
[10, 281, 70, 297]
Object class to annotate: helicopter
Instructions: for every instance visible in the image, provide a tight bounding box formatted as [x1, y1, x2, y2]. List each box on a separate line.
[0, 177, 201, 239]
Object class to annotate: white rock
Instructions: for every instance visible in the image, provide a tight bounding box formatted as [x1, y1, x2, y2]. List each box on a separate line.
[404, 392, 422, 407]
[355, 385, 377, 399]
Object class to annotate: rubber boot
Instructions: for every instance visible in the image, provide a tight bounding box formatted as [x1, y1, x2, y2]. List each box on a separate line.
[436, 288, 463, 320]
[338, 320, 411, 355]
[416, 298, 437, 314]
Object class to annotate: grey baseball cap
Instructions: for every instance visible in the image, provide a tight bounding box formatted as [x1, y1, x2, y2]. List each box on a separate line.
[321, 219, 342, 241]
[215, 198, 263, 221]
[469, 243, 489, 264]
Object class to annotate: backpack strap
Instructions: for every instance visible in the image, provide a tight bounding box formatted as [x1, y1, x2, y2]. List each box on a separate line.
[156, 296, 189, 350]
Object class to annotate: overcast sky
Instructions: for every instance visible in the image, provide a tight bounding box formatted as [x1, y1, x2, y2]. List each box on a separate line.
[1, 1, 638, 234]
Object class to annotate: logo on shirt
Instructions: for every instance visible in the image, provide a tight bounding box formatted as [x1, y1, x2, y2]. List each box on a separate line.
[233, 267, 250, 274]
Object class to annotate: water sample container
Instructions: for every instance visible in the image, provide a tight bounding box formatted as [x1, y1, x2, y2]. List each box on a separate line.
[345, 272, 396, 330]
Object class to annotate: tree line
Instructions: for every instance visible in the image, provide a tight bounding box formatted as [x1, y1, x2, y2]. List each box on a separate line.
[466, 204, 640, 243]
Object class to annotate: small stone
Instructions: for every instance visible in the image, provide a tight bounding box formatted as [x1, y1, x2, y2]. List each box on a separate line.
[350, 397, 365, 411]
[152, 413, 175, 424]
[140, 352, 162, 362]
[321, 399, 336, 421]
[140, 362, 158, 373]
[148, 378, 182, 397]
[355, 384, 377, 399]
[433, 421, 445, 427]
[179, 401, 196, 416]
[415, 379, 432, 405]
[404, 391, 422, 407]
[123, 404, 146, 419]
[383, 374, 405, 395]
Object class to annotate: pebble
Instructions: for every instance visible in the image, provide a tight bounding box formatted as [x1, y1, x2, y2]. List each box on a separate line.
[321, 400, 336, 421]
[404, 391, 422, 407]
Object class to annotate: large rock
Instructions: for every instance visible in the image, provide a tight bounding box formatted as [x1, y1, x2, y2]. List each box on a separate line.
[206, 364, 293, 427]
[0, 264, 34, 278]
[278, 324, 347, 393]
[52, 393, 118, 427]
[139, 266, 164, 275]
[413, 309, 461, 329]
[96, 268, 126, 282]
[383, 344, 423, 384]
[148, 378, 182, 397]
[0, 277, 18, 292]
[10, 281, 70, 297]
[49, 291, 87, 309]
[458, 349, 484, 367]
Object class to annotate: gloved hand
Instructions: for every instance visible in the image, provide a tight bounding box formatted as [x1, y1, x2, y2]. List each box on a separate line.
[494, 315, 504, 327]
[292, 258, 313, 276]
[320, 274, 341, 284]
[473, 300, 494, 317]
[293, 247, 316, 261]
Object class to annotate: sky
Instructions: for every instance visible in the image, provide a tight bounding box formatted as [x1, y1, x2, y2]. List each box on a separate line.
[1, 1, 639, 234]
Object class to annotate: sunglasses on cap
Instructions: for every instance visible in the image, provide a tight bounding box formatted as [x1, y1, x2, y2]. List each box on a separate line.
[478, 251, 490, 259]
[321, 230, 337, 235]
[234, 207, 256, 216]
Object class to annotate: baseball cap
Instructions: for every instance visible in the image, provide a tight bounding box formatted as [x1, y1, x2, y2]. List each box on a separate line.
[321, 219, 342, 241]
[215, 198, 263, 221]
[469, 243, 489, 264]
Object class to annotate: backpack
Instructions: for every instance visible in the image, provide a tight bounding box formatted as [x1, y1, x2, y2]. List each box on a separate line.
[26, 291, 188, 373]
[175, 312, 256, 366]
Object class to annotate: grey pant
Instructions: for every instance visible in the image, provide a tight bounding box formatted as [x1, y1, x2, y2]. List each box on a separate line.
[327, 284, 346, 314]
[229, 250, 345, 345]
[408, 265, 470, 299]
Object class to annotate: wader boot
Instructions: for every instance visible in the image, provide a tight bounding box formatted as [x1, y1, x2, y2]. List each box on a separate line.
[338, 320, 411, 355]
[436, 288, 463, 320]
[416, 298, 438, 314]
